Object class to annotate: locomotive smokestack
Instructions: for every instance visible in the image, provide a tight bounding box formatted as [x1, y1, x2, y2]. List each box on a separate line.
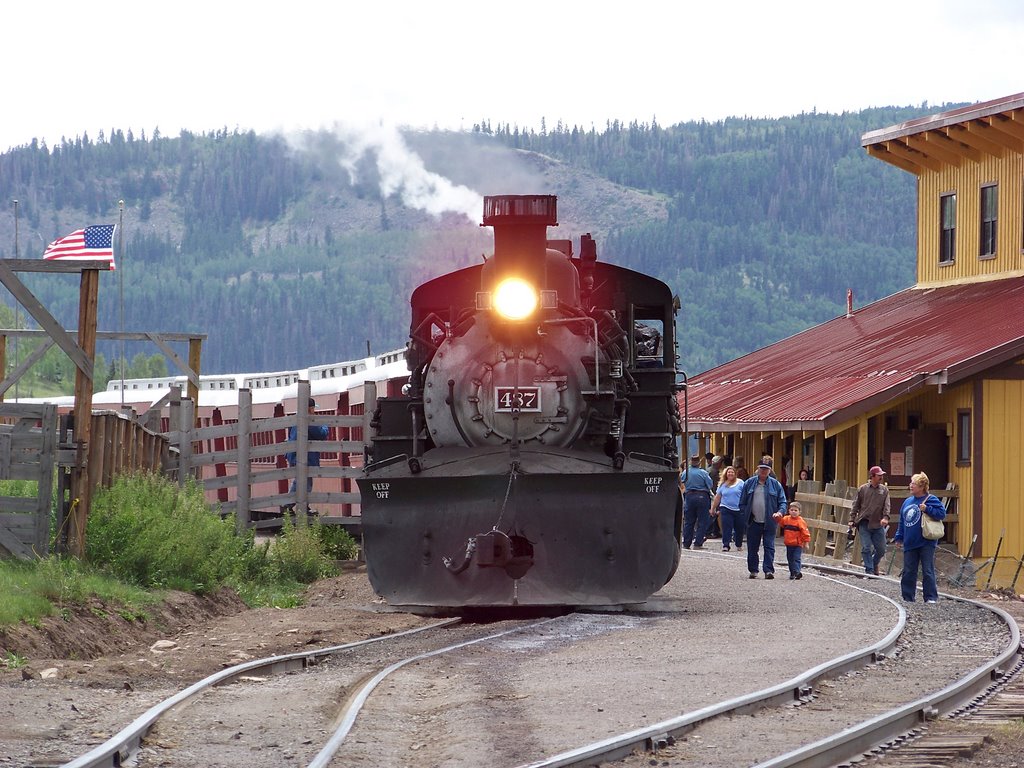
[482, 195, 557, 286]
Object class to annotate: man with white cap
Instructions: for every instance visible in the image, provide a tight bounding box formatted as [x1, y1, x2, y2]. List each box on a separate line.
[738, 459, 788, 579]
[849, 466, 891, 575]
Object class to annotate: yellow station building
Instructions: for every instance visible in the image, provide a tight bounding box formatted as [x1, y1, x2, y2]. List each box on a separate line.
[685, 93, 1024, 584]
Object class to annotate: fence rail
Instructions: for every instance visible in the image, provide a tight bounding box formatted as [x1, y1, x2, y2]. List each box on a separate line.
[793, 480, 960, 567]
[164, 381, 376, 532]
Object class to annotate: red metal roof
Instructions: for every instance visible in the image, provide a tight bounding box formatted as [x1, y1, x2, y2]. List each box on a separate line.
[684, 275, 1024, 432]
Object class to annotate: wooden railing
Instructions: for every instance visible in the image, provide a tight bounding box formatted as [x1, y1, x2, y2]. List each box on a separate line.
[793, 481, 959, 565]
[164, 381, 375, 532]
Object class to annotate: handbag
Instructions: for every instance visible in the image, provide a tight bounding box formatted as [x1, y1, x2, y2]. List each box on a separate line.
[921, 514, 944, 541]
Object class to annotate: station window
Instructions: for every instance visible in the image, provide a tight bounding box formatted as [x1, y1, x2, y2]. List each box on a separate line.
[956, 410, 971, 464]
[980, 184, 997, 258]
[939, 193, 956, 264]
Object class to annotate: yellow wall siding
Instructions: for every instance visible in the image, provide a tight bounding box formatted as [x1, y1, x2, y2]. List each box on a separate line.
[982, 378, 1024, 580]
[834, 428, 858, 488]
[917, 152, 1024, 285]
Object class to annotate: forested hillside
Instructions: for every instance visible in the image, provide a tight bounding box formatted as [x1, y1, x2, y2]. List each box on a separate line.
[0, 104, 946, 387]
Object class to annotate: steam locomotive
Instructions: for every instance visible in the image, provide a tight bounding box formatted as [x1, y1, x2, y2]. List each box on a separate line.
[357, 195, 683, 609]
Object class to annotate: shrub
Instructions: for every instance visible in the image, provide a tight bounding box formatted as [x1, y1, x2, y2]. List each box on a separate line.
[314, 523, 359, 561]
[271, 518, 333, 583]
[86, 472, 250, 594]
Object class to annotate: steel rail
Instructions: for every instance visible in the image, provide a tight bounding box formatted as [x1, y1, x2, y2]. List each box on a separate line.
[60, 618, 461, 768]
[308, 617, 562, 768]
[515, 575, 906, 768]
[753, 593, 1023, 768]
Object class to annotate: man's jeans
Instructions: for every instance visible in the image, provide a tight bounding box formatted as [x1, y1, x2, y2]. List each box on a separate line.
[746, 519, 777, 574]
[683, 493, 711, 547]
[860, 524, 887, 573]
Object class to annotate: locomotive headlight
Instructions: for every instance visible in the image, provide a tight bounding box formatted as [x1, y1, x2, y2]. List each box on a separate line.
[493, 278, 538, 320]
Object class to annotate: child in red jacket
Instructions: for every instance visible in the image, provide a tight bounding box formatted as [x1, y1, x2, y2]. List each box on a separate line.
[774, 501, 811, 579]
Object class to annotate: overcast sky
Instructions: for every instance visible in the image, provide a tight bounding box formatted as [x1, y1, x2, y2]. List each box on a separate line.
[3, 0, 1024, 153]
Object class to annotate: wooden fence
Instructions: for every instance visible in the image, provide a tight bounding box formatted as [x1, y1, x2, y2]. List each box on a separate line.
[164, 381, 376, 532]
[793, 480, 960, 566]
[1, 406, 171, 559]
[0, 403, 56, 558]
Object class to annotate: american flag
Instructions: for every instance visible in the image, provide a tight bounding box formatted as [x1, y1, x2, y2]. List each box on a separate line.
[42, 224, 116, 269]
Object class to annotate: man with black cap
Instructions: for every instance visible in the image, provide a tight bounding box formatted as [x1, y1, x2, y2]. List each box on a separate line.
[738, 459, 788, 579]
[681, 453, 715, 549]
[849, 466, 891, 575]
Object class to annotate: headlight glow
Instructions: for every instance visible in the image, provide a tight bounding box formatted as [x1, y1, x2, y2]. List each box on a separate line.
[493, 278, 538, 320]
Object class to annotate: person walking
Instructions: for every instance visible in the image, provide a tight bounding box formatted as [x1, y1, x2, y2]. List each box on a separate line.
[775, 501, 811, 579]
[893, 471, 946, 603]
[849, 466, 891, 575]
[739, 460, 788, 579]
[681, 453, 715, 549]
[285, 397, 329, 514]
[711, 465, 745, 552]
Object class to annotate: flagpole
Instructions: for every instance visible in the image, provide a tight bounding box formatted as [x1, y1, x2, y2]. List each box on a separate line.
[118, 200, 124, 408]
[12, 199, 19, 402]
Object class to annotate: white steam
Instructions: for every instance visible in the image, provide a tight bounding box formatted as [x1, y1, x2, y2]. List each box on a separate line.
[324, 121, 483, 222]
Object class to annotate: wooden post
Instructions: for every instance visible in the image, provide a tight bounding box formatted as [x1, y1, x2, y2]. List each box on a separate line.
[295, 381, 311, 520]
[236, 389, 253, 532]
[188, 337, 202, 426]
[177, 399, 195, 484]
[0, 335, 6, 403]
[67, 269, 99, 558]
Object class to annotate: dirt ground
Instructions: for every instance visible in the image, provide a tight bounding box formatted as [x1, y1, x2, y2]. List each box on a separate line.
[0, 565, 431, 689]
[2, 563, 1024, 767]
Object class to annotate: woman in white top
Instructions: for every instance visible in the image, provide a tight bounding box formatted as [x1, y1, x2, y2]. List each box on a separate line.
[711, 466, 745, 552]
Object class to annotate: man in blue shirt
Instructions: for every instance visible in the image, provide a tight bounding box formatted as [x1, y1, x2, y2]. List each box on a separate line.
[285, 398, 329, 514]
[681, 453, 715, 549]
[739, 461, 788, 579]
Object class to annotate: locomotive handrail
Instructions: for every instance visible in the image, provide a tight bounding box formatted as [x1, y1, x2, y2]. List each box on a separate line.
[363, 452, 408, 473]
[627, 451, 675, 468]
[678, 370, 689, 481]
[542, 315, 600, 393]
[410, 311, 447, 354]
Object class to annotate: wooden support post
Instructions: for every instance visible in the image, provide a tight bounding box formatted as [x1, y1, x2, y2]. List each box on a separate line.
[857, 415, 868, 485]
[188, 337, 202, 426]
[67, 269, 99, 558]
[235, 389, 253, 532]
[295, 380, 311, 521]
[0, 335, 6, 403]
[813, 434, 825, 485]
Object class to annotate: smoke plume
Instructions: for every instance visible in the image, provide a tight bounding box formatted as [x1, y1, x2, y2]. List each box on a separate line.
[294, 121, 483, 223]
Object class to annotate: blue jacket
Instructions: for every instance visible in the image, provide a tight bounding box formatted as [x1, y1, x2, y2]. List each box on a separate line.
[893, 493, 946, 551]
[286, 423, 329, 467]
[739, 475, 788, 526]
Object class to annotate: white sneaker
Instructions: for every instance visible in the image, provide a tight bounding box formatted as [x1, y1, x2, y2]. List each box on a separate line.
[926, 599, 937, 604]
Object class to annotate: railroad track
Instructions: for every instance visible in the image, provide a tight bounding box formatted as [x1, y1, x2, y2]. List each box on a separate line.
[55, 555, 1022, 768]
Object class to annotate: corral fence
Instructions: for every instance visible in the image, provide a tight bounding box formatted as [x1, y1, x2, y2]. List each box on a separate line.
[1, 404, 171, 558]
[163, 380, 375, 534]
[0, 380, 378, 560]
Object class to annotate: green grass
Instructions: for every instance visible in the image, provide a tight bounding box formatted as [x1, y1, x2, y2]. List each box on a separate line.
[0, 556, 156, 626]
[0, 471, 359, 637]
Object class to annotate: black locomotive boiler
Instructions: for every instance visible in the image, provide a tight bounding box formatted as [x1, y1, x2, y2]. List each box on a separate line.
[357, 194, 683, 609]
